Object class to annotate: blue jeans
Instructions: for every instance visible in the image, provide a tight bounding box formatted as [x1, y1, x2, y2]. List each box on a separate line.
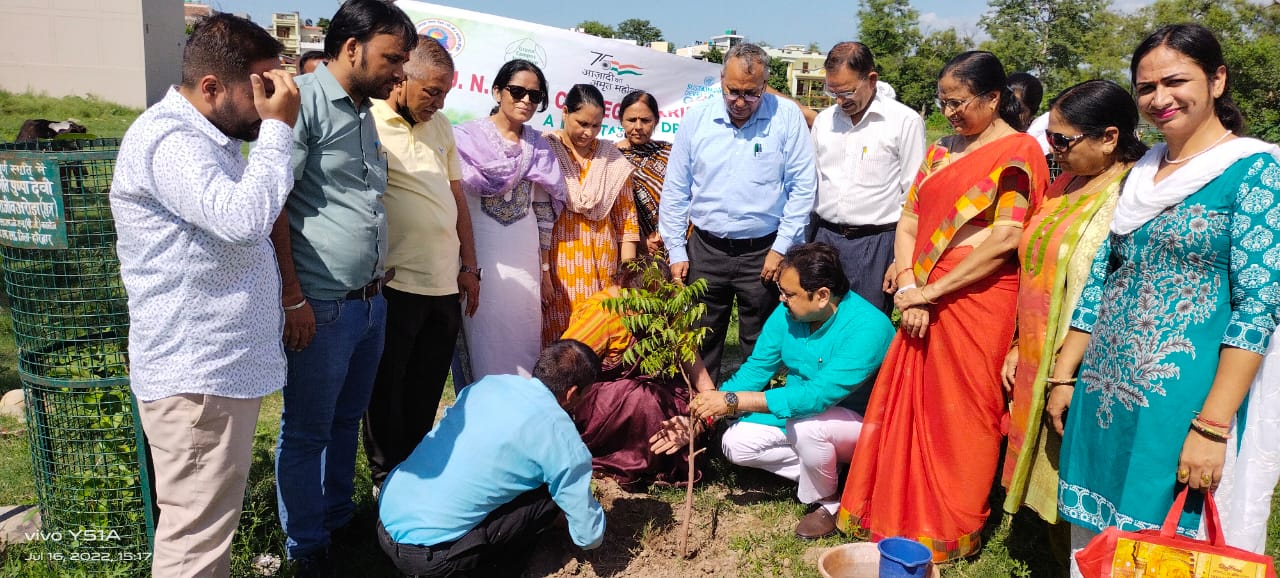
[276, 295, 387, 560]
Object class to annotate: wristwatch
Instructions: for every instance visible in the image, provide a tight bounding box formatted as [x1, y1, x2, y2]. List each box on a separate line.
[460, 265, 483, 281]
[724, 392, 739, 415]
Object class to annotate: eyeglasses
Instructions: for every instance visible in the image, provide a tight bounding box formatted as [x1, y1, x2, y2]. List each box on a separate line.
[823, 85, 858, 101]
[776, 281, 808, 302]
[935, 94, 981, 113]
[503, 85, 544, 103]
[1046, 131, 1089, 153]
[723, 88, 764, 104]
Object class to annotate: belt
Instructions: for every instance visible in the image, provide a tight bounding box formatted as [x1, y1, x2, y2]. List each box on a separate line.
[693, 227, 777, 253]
[815, 217, 897, 239]
[345, 278, 383, 300]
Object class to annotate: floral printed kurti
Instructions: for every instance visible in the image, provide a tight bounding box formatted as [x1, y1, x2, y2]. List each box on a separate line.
[1059, 154, 1280, 535]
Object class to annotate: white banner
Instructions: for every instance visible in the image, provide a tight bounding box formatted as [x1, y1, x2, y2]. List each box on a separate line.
[395, 0, 723, 141]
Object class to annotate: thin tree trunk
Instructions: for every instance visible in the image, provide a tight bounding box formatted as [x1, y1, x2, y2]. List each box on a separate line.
[677, 364, 703, 558]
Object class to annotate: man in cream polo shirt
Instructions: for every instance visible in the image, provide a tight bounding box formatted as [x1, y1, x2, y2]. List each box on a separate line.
[810, 42, 925, 315]
[364, 37, 480, 491]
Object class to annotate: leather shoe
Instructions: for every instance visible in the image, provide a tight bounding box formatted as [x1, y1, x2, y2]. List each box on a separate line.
[795, 507, 838, 539]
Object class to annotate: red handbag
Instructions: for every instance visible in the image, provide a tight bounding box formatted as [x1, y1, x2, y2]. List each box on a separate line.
[1075, 487, 1277, 578]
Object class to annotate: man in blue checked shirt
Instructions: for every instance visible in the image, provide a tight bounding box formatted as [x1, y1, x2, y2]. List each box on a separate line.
[658, 42, 817, 383]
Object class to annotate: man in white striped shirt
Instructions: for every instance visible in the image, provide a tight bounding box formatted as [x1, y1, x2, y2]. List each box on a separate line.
[110, 14, 298, 577]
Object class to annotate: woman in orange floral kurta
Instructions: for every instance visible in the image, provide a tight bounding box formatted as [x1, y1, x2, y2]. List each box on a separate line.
[542, 84, 640, 343]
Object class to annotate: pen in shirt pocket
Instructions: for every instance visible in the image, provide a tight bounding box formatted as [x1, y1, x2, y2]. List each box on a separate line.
[753, 143, 762, 157]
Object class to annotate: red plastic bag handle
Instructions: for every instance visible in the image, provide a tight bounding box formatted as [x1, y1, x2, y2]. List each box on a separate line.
[1161, 486, 1225, 545]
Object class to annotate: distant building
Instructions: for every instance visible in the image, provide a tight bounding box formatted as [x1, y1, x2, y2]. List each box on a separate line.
[0, 0, 183, 109]
[184, 1, 212, 28]
[300, 25, 326, 54]
[271, 12, 302, 72]
[766, 45, 829, 109]
[675, 29, 744, 60]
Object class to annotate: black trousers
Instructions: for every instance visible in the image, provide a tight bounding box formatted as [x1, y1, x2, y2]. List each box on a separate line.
[363, 287, 462, 486]
[687, 229, 781, 383]
[377, 487, 559, 577]
[812, 226, 897, 316]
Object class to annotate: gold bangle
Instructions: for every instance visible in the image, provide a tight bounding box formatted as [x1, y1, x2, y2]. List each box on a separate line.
[1045, 377, 1077, 385]
[283, 300, 307, 311]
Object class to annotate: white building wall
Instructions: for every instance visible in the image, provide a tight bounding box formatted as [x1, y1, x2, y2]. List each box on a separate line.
[0, 0, 183, 109]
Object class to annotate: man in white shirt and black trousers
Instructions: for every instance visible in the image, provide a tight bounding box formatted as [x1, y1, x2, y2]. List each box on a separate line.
[809, 42, 925, 315]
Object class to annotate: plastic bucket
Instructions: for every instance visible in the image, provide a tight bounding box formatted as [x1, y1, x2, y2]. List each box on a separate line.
[817, 542, 880, 578]
[877, 537, 933, 578]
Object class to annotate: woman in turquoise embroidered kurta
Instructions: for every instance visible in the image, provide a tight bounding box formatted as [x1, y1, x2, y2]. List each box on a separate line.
[1056, 152, 1280, 536]
[1046, 26, 1280, 560]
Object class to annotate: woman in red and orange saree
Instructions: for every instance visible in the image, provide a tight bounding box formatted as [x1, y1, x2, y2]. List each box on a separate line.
[835, 51, 1049, 562]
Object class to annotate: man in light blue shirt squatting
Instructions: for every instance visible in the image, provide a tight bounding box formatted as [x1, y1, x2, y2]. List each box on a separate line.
[378, 340, 607, 577]
[671, 243, 893, 540]
[658, 43, 817, 384]
[267, 1, 417, 574]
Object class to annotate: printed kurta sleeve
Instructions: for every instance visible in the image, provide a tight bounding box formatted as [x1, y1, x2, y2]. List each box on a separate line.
[992, 167, 1033, 228]
[764, 315, 894, 419]
[149, 120, 294, 244]
[611, 178, 641, 243]
[1225, 155, 1280, 353]
[1070, 238, 1113, 334]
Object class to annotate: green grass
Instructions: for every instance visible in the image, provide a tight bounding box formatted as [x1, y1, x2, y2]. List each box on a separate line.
[0, 91, 141, 143]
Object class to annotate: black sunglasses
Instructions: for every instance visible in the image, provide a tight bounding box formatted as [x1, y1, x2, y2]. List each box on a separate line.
[503, 85, 544, 103]
[1046, 131, 1088, 153]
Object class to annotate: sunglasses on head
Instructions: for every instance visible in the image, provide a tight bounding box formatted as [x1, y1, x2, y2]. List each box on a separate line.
[1046, 131, 1089, 153]
[503, 85, 544, 103]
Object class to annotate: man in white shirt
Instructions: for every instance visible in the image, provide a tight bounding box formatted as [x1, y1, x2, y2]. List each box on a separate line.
[110, 14, 299, 577]
[809, 42, 925, 315]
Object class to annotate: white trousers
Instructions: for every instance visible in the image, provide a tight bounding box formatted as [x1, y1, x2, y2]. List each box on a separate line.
[720, 406, 863, 509]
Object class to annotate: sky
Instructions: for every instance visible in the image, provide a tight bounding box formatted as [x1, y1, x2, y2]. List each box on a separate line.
[206, 0, 1061, 51]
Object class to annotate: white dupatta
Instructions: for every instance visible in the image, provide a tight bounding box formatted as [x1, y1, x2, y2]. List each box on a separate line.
[1114, 138, 1280, 552]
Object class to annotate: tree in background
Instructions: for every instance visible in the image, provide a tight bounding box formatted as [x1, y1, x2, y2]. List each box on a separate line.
[978, 0, 1109, 92]
[577, 20, 616, 38]
[807, 42, 822, 53]
[617, 18, 664, 45]
[316, 17, 330, 33]
[703, 45, 725, 64]
[768, 58, 791, 95]
[899, 29, 975, 115]
[857, 0, 922, 82]
[856, 0, 973, 115]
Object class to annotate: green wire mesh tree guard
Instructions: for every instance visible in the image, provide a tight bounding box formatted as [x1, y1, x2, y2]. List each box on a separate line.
[0, 139, 155, 564]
